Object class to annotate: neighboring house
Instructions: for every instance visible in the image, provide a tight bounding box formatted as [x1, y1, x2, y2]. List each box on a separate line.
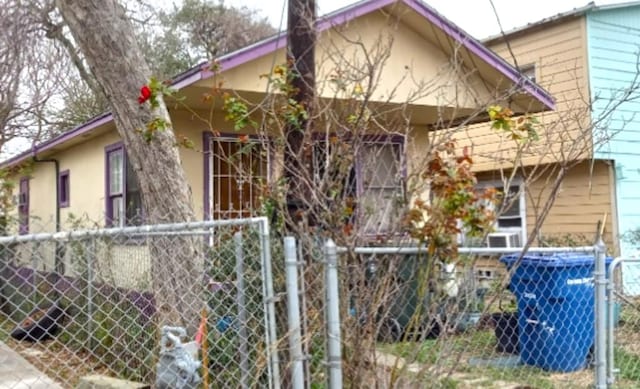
[0, 0, 552, 242]
[457, 1, 640, 256]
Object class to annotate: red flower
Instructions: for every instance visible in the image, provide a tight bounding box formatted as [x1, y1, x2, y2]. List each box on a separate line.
[138, 85, 152, 104]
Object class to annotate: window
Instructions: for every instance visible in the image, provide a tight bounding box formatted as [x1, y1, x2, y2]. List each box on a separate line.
[312, 137, 404, 234]
[483, 183, 526, 247]
[358, 141, 404, 233]
[495, 186, 523, 229]
[105, 143, 143, 226]
[58, 170, 70, 208]
[459, 183, 526, 247]
[18, 177, 29, 234]
[207, 136, 268, 220]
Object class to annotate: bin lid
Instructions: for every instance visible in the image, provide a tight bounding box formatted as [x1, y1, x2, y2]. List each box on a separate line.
[500, 252, 609, 268]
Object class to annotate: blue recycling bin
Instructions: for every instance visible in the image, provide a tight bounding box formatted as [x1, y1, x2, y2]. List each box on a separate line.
[500, 253, 612, 372]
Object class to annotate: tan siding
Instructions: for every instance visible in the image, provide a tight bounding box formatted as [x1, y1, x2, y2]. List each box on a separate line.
[477, 160, 615, 252]
[451, 17, 592, 171]
[527, 160, 615, 251]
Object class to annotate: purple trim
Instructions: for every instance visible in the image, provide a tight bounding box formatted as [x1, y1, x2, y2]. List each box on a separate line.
[403, 0, 555, 110]
[171, 63, 209, 89]
[2, 0, 555, 170]
[199, 0, 392, 79]
[199, 35, 286, 79]
[350, 136, 405, 236]
[201, 0, 554, 109]
[2, 112, 113, 169]
[316, 0, 396, 31]
[104, 142, 124, 226]
[1, 61, 207, 169]
[58, 170, 70, 208]
[203, 132, 212, 220]
[18, 177, 29, 235]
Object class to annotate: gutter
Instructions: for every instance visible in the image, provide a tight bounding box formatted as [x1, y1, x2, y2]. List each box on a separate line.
[32, 154, 65, 275]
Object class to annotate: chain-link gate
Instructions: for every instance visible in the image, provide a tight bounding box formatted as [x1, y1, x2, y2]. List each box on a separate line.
[0, 218, 279, 389]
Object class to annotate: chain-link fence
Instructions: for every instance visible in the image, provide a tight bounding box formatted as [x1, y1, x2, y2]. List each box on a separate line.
[284, 235, 616, 388]
[2, 220, 631, 388]
[607, 257, 640, 388]
[0, 218, 281, 389]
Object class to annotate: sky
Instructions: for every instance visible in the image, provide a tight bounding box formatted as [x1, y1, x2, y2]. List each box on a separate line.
[234, 0, 633, 40]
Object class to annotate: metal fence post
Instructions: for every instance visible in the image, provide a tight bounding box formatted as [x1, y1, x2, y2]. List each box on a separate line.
[234, 232, 250, 389]
[324, 239, 342, 389]
[259, 219, 281, 389]
[284, 237, 305, 389]
[87, 238, 95, 351]
[608, 257, 621, 386]
[298, 241, 311, 389]
[594, 238, 607, 389]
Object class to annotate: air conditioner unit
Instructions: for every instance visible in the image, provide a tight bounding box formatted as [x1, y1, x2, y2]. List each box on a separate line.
[487, 232, 521, 248]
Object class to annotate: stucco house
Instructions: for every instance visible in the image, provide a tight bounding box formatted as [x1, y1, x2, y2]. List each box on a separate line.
[453, 1, 640, 257]
[1, 0, 553, 241]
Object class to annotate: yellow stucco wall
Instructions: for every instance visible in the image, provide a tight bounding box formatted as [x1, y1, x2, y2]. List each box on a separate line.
[59, 130, 121, 227]
[9, 109, 244, 233]
[197, 9, 498, 122]
[26, 162, 56, 231]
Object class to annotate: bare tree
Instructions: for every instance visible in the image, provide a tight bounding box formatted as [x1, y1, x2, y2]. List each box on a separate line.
[0, 2, 65, 156]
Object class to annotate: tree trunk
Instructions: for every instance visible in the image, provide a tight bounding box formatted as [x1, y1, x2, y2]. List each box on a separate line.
[285, 0, 316, 228]
[55, 0, 202, 332]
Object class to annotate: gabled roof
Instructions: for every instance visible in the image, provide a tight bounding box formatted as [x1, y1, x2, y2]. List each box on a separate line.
[2, 0, 555, 168]
[484, 1, 640, 44]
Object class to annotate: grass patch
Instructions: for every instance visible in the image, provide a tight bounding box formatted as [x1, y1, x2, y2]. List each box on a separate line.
[476, 365, 554, 388]
[615, 346, 640, 382]
[378, 329, 559, 387]
[378, 329, 496, 364]
[378, 338, 439, 364]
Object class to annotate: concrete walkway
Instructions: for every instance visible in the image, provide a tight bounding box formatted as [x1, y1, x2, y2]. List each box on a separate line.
[0, 342, 62, 389]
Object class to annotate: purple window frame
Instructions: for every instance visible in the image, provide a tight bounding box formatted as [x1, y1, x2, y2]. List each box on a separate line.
[105, 142, 131, 227]
[58, 170, 70, 208]
[311, 133, 405, 195]
[18, 177, 29, 234]
[354, 135, 405, 197]
[311, 134, 406, 234]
